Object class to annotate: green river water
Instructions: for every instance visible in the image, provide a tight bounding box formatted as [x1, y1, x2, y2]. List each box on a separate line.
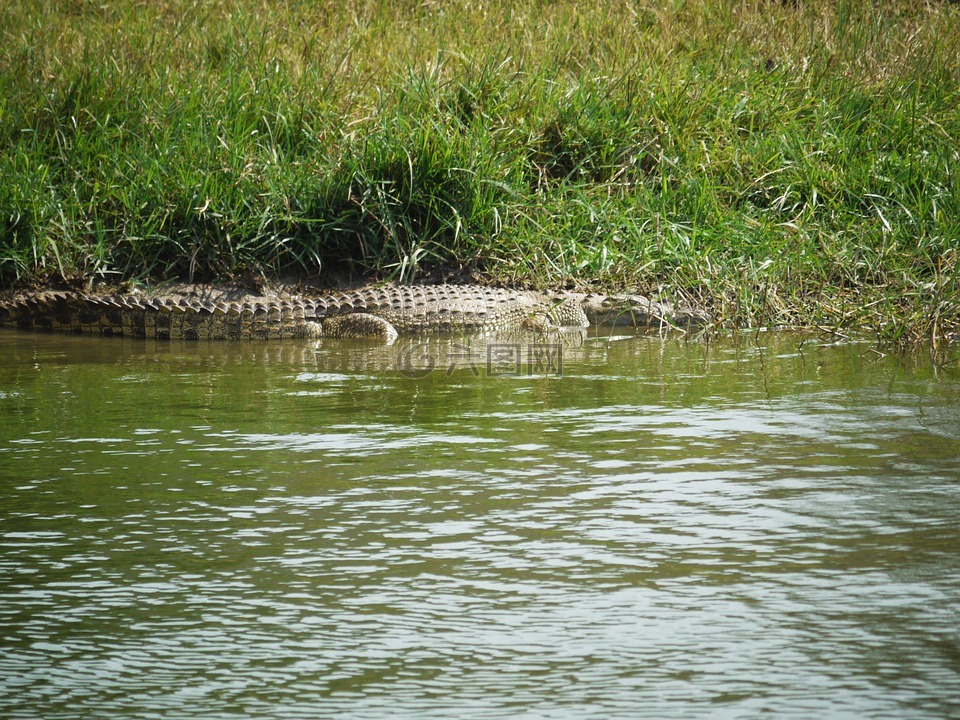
[1, 329, 959, 719]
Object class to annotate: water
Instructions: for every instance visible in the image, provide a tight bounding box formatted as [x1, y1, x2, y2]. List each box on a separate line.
[1, 330, 959, 719]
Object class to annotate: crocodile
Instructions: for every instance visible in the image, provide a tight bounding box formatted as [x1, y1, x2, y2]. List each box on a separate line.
[0, 284, 702, 341]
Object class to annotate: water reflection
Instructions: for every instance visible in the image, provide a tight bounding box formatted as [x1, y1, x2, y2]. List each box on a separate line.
[0, 331, 958, 719]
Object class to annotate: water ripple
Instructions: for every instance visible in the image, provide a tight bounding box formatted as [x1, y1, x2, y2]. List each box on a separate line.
[0, 334, 958, 719]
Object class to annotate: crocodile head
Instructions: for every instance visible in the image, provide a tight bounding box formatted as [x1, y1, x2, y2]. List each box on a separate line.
[568, 293, 661, 327]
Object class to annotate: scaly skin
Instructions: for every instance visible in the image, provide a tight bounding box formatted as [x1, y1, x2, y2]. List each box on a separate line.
[0, 284, 703, 340]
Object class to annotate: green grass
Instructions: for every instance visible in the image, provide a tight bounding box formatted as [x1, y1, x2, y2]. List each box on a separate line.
[1, 0, 959, 346]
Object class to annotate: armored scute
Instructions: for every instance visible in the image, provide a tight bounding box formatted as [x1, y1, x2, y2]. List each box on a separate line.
[0, 285, 703, 340]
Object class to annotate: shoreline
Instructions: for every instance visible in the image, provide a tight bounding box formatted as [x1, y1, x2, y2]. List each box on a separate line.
[1, 274, 957, 353]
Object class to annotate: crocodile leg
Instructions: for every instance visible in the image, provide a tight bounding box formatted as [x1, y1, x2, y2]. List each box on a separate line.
[322, 313, 399, 342]
[520, 300, 590, 332]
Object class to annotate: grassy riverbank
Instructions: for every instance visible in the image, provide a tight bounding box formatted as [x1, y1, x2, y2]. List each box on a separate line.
[1, 0, 958, 345]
